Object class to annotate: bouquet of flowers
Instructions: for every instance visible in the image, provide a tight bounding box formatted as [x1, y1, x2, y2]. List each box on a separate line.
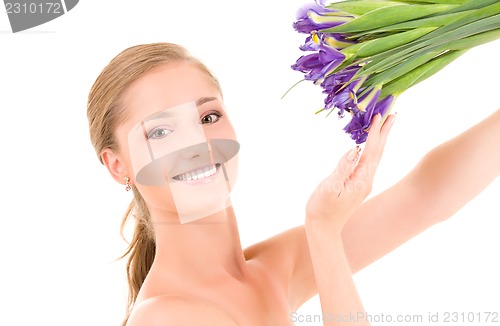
[290, 0, 500, 143]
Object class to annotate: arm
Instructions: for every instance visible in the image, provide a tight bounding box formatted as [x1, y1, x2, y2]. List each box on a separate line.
[256, 109, 498, 310]
[304, 114, 395, 325]
[305, 223, 369, 326]
[342, 108, 500, 273]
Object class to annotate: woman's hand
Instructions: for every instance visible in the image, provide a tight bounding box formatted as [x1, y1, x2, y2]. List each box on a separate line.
[306, 113, 396, 233]
[303, 113, 396, 325]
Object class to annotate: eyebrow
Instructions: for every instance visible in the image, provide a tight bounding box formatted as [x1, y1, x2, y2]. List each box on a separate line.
[196, 96, 218, 106]
[143, 110, 173, 123]
[134, 111, 173, 133]
[137, 97, 220, 131]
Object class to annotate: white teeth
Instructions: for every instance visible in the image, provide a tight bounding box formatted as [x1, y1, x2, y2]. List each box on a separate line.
[175, 164, 218, 181]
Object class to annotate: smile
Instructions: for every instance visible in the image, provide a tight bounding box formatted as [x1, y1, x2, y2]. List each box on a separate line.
[172, 163, 221, 182]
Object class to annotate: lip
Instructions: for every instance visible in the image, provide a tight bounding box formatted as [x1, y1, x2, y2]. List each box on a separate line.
[172, 163, 222, 185]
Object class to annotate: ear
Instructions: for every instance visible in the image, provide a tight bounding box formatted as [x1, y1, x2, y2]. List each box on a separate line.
[101, 148, 129, 185]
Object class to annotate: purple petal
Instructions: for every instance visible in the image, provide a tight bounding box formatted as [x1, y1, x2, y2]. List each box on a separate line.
[291, 53, 322, 73]
[295, 2, 327, 20]
[293, 4, 341, 34]
[299, 35, 320, 51]
[343, 94, 394, 144]
[320, 67, 359, 91]
[292, 44, 345, 83]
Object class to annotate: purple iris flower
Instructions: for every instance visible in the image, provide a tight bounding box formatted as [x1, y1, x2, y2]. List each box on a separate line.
[324, 86, 355, 116]
[299, 35, 321, 51]
[343, 95, 395, 144]
[320, 67, 361, 117]
[321, 66, 359, 92]
[291, 44, 346, 82]
[300, 32, 353, 52]
[289, 2, 397, 145]
[293, 3, 342, 34]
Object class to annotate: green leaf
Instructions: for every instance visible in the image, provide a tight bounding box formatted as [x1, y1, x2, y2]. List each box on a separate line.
[446, 28, 500, 50]
[351, 27, 437, 57]
[326, 1, 401, 16]
[415, 2, 500, 44]
[379, 49, 467, 98]
[440, 0, 500, 14]
[390, 0, 467, 3]
[365, 50, 442, 88]
[323, 4, 458, 33]
[357, 16, 500, 94]
[280, 79, 306, 100]
[344, 11, 471, 38]
[359, 12, 500, 77]
[336, 1, 500, 78]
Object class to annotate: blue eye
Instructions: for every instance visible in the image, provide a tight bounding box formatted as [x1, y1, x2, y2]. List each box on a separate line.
[147, 127, 172, 140]
[201, 111, 222, 124]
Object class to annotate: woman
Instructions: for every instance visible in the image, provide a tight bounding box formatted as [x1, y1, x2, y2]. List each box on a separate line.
[87, 42, 499, 325]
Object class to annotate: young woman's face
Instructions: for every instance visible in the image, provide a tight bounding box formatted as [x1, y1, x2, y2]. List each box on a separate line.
[114, 62, 239, 224]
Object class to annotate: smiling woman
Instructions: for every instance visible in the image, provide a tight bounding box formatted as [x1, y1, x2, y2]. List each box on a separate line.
[86, 42, 499, 326]
[87, 43, 244, 324]
[0, 1, 498, 325]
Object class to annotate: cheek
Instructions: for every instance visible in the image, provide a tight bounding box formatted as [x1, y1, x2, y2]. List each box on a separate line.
[225, 153, 238, 191]
[136, 184, 178, 214]
[204, 120, 237, 140]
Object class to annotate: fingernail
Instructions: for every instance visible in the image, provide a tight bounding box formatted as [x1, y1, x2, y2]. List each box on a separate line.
[390, 114, 397, 125]
[347, 146, 361, 162]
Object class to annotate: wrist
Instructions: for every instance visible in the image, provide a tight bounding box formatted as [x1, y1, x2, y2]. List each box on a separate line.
[305, 214, 344, 239]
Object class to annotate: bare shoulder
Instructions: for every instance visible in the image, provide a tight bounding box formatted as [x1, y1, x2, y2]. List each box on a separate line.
[244, 225, 306, 266]
[126, 295, 239, 326]
[243, 225, 311, 289]
[244, 225, 316, 309]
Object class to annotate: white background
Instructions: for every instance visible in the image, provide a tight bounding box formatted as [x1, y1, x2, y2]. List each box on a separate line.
[0, 1, 499, 325]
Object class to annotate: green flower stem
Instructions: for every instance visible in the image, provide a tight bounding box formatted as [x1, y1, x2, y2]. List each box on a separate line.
[359, 10, 500, 77]
[361, 26, 500, 93]
[281, 79, 306, 100]
[392, 0, 468, 4]
[344, 11, 471, 38]
[323, 3, 457, 33]
[417, 2, 500, 44]
[379, 49, 467, 98]
[345, 1, 500, 77]
[441, 0, 500, 14]
[342, 27, 437, 58]
[446, 27, 500, 50]
[365, 50, 442, 89]
[325, 1, 401, 16]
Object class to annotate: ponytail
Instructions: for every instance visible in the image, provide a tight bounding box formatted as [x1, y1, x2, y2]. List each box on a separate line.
[119, 186, 156, 326]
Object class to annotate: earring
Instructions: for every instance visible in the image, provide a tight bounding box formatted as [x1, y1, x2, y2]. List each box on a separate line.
[125, 177, 131, 191]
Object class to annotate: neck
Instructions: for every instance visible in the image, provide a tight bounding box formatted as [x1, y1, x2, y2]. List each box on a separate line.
[149, 205, 249, 282]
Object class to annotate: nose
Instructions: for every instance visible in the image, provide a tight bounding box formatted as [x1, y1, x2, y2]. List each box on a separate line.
[178, 142, 211, 160]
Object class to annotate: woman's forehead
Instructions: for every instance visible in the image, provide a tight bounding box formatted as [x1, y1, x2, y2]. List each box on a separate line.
[122, 63, 222, 123]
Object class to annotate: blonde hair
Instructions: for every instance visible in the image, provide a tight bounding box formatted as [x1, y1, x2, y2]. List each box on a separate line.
[86, 42, 222, 326]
